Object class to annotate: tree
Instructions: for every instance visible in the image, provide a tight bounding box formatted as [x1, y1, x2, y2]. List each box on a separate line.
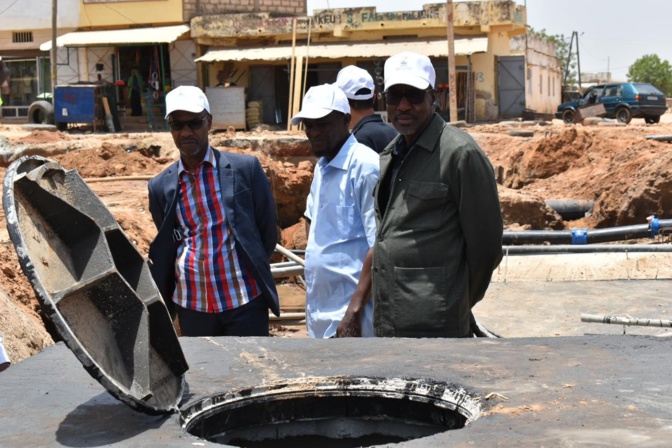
[627, 54, 672, 96]
[528, 28, 577, 86]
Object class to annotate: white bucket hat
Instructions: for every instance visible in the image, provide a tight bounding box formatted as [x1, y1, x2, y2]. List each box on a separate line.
[384, 52, 436, 91]
[290, 84, 350, 126]
[334, 65, 375, 100]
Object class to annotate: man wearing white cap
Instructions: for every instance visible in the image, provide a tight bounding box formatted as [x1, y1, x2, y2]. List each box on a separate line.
[372, 52, 503, 338]
[292, 84, 379, 338]
[148, 85, 279, 336]
[334, 65, 397, 154]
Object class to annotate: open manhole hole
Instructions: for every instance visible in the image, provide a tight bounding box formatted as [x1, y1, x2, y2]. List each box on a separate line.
[181, 377, 480, 447]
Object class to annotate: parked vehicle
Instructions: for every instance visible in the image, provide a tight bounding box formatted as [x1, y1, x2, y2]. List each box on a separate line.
[555, 82, 667, 124]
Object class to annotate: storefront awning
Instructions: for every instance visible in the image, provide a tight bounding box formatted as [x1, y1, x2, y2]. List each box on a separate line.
[196, 37, 488, 62]
[40, 24, 190, 51]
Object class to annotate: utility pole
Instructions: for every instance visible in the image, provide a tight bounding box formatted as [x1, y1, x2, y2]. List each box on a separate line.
[446, 0, 457, 123]
[51, 0, 57, 92]
[575, 31, 582, 92]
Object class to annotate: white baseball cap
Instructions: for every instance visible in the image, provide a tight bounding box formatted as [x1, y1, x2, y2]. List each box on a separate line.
[164, 85, 210, 119]
[384, 52, 436, 91]
[290, 84, 350, 126]
[334, 65, 375, 100]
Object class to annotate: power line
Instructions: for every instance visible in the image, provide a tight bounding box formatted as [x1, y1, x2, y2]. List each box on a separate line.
[0, 0, 20, 16]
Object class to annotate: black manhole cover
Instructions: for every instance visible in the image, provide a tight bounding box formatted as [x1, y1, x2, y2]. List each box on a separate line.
[181, 376, 481, 447]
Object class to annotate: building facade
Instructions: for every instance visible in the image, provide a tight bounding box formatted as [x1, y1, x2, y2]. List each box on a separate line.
[511, 33, 562, 118]
[0, 0, 561, 124]
[0, 0, 190, 120]
[192, 1, 530, 124]
[0, 0, 79, 118]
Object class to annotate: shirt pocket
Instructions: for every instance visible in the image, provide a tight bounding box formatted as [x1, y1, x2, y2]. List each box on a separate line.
[315, 203, 363, 244]
[402, 180, 449, 230]
[392, 266, 448, 334]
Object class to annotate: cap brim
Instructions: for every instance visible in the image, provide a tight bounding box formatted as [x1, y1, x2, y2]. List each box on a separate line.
[165, 105, 208, 119]
[290, 106, 334, 126]
[384, 74, 431, 91]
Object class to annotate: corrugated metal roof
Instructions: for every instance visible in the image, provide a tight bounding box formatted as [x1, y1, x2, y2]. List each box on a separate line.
[40, 25, 190, 51]
[196, 37, 488, 62]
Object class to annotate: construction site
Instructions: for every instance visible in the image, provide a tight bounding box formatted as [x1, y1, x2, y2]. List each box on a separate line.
[0, 111, 671, 445]
[1, 0, 672, 445]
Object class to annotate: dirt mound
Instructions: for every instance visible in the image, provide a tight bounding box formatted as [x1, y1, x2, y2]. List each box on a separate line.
[20, 130, 69, 145]
[0, 244, 54, 363]
[55, 143, 171, 178]
[498, 187, 564, 230]
[501, 127, 588, 188]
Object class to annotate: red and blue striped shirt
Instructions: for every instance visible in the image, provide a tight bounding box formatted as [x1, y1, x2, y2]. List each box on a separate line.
[173, 148, 259, 313]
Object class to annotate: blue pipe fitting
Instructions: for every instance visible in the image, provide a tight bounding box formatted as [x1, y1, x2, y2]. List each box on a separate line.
[571, 228, 588, 245]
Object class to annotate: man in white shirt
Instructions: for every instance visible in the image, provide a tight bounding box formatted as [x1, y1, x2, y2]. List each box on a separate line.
[291, 84, 379, 338]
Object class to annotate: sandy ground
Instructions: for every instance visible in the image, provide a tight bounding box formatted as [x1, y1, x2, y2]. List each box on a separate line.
[3, 112, 672, 364]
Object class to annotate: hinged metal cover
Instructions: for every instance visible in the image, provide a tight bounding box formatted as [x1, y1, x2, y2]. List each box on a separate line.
[3, 156, 188, 415]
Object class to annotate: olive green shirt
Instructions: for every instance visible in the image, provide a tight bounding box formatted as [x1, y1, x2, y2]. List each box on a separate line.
[372, 113, 503, 337]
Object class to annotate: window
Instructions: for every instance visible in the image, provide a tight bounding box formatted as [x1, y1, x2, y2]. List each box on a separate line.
[603, 86, 622, 97]
[12, 32, 33, 43]
[539, 74, 542, 94]
[2, 59, 40, 108]
[547, 74, 550, 97]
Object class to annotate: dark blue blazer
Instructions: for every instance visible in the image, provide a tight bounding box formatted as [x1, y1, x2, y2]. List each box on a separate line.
[147, 148, 279, 317]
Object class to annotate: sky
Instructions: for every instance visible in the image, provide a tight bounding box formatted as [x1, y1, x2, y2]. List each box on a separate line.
[306, 0, 672, 81]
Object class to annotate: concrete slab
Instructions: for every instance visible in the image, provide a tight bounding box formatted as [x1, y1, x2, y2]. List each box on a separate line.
[476, 279, 672, 337]
[1, 335, 672, 446]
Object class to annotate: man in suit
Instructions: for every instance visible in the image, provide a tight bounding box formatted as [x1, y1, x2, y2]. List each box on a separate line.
[147, 85, 278, 336]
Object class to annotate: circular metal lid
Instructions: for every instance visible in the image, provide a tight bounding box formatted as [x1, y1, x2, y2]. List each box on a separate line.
[3, 156, 188, 415]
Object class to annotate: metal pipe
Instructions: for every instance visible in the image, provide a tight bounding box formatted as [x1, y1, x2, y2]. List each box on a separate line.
[275, 244, 305, 266]
[271, 265, 304, 278]
[545, 199, 594, 220]
[272, 261, 302, 268]
[504, 230, 572, 245]
[502, 244, 672, 254]
[270, 312, 305, 321]
[581, 314, 672, 328]
[503, 219, 672, 245]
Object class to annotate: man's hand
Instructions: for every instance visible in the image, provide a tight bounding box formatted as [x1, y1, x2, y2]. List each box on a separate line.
[335, 248, 373, 338]
[336, 310, 362, 337]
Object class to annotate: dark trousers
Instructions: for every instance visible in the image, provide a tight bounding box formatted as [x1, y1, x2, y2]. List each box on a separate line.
[130, 89, 142, 116]
[177, 297, 269, 337]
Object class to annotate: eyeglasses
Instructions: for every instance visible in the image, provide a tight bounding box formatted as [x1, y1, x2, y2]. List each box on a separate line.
[384, 88, 432, 105]
[168, 116, 208, 132]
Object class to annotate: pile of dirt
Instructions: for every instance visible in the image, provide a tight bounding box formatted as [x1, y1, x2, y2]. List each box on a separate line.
[479, 125, 672, 228]
[2, 118, 672, 364]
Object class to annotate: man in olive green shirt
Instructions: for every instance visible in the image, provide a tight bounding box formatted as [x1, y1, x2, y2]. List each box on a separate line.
[372, 52, 503, 338]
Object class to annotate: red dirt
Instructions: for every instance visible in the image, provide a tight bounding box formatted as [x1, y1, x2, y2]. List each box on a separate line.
[2, 117, 672, 363]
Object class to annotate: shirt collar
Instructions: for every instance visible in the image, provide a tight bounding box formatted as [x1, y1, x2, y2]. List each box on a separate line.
[178, 146, 215, 174]
[351, 113, 382, 134]
[411, 112, 445, 153]
[317, 134, 357, 171]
